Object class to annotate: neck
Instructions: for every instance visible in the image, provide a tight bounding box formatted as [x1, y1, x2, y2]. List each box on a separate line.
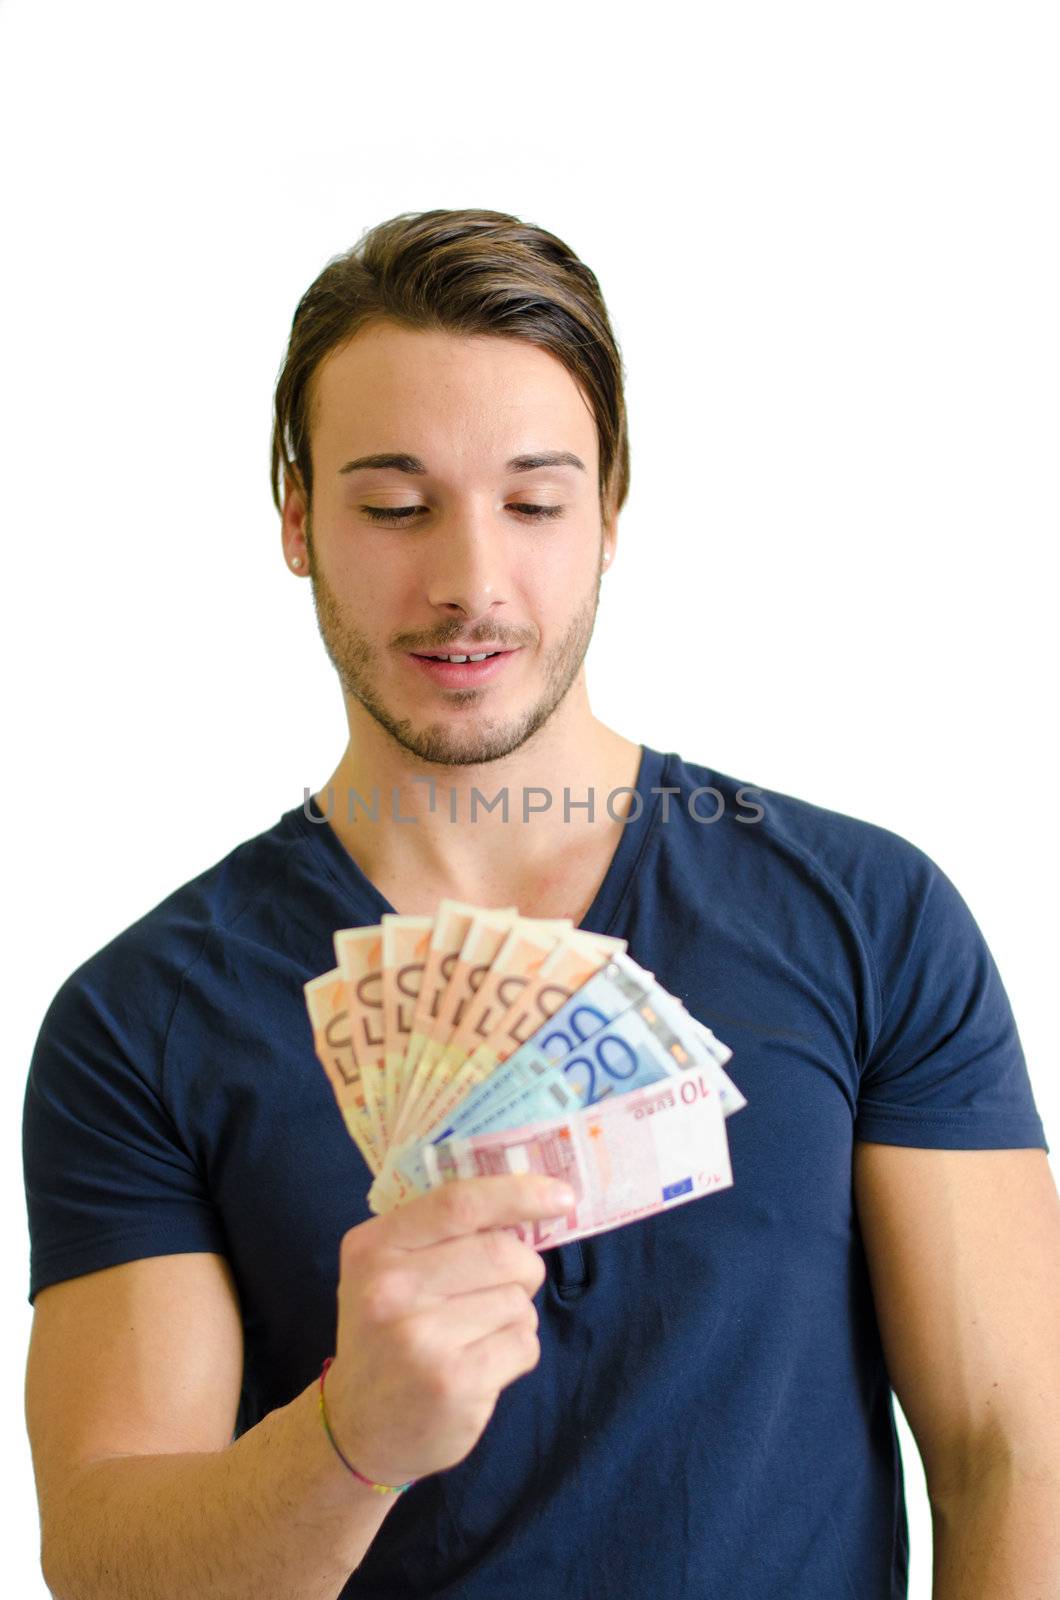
[313, 688, 642, 913]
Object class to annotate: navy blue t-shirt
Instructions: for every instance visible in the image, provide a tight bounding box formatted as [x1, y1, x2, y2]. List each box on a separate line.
[23, 745, 1048, 1598]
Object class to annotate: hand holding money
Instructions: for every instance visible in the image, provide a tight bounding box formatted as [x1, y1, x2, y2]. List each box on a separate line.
[326, 1173, 574, 1486]
[305, 902, 747, 1250]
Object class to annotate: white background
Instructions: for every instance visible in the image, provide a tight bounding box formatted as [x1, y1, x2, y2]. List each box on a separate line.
[3, 1, 1056, 1593]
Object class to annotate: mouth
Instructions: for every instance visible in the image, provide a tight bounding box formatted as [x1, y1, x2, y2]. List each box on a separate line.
[405, 648, 521, 686]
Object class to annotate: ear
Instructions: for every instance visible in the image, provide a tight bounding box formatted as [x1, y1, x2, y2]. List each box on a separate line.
[281, 470, 310, 575]
[601, 508, 619, 572]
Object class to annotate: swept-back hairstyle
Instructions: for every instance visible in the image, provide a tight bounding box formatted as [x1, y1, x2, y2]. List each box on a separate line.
[270, 208, 629, 526]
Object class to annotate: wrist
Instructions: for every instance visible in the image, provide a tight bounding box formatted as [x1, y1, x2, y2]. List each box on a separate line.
[318, 1356, 418, 1496]
[292, 1372, 400, 1533]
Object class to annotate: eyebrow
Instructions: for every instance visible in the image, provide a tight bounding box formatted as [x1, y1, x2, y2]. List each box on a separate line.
[338, 450, 586, 476]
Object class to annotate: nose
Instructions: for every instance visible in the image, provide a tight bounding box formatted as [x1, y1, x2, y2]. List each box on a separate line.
[425, 507, 508, 618]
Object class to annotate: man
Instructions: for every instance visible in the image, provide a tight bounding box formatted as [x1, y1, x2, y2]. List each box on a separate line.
[23, 208, 1060, 1599]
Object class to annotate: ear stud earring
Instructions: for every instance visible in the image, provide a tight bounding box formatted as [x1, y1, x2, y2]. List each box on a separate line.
[292, 557, 303, 569]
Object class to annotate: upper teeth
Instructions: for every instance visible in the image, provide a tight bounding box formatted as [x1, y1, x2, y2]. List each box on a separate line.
[432, 652, 493, 662]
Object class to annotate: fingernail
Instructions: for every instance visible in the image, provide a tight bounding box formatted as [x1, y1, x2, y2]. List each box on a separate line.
[545, 1182, 576, 1208]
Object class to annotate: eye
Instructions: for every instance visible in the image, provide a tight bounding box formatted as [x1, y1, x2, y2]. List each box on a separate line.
[513, 504, 564, 519]
[359, 504, 565, 524]
[359, 507, 426, 523]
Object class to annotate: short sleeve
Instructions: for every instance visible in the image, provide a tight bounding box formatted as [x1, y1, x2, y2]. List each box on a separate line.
[854, 859, 1048, 1152]
[22, 965, 229, 1305]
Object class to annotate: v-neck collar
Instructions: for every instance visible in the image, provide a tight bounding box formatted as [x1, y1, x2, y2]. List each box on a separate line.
[291, 743, 670, 937]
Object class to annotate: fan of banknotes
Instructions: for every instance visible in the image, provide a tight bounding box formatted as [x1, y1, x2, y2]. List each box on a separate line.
[304, 903, 746, 1248]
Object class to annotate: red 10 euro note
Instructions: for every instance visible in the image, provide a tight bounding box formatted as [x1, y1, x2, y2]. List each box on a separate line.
[421, 1060, 733, 1250]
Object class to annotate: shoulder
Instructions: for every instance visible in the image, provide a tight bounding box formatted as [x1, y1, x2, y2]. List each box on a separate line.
[651, 749, 971, 1029]
[658, 748, 940, 920]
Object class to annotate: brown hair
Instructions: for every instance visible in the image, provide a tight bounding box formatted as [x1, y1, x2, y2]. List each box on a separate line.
[269, 208, 629, 527]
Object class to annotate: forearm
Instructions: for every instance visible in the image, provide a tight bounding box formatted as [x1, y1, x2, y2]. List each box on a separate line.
[42, 1376, 399, 1600]
[930, 1458, 1060, 1599]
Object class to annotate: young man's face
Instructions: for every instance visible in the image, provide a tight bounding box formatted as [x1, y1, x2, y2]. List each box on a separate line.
[290, 319, 614, 768]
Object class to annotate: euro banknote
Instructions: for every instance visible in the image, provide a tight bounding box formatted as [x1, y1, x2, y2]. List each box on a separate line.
[304, 902, 746, 1243]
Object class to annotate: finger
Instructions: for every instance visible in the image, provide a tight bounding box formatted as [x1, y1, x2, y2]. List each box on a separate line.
[393, 1228, 547, 1305]
[376, 1174, 575, 1252]
[460, 1317, 543, 1396]
[402, 1282, 538, 1355]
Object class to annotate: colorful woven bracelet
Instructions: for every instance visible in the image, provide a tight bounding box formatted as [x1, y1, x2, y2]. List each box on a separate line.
[318, 1357, 415, 1495]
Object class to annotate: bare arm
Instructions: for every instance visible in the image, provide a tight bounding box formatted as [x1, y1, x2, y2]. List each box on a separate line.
[40, 1375, 395, 1600]
[852, 1142, 1060, 1598]
[930, 1458, 1060, 1598]
[28, 1172, 574, 1600]
[28, 1252, 394, 1600]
